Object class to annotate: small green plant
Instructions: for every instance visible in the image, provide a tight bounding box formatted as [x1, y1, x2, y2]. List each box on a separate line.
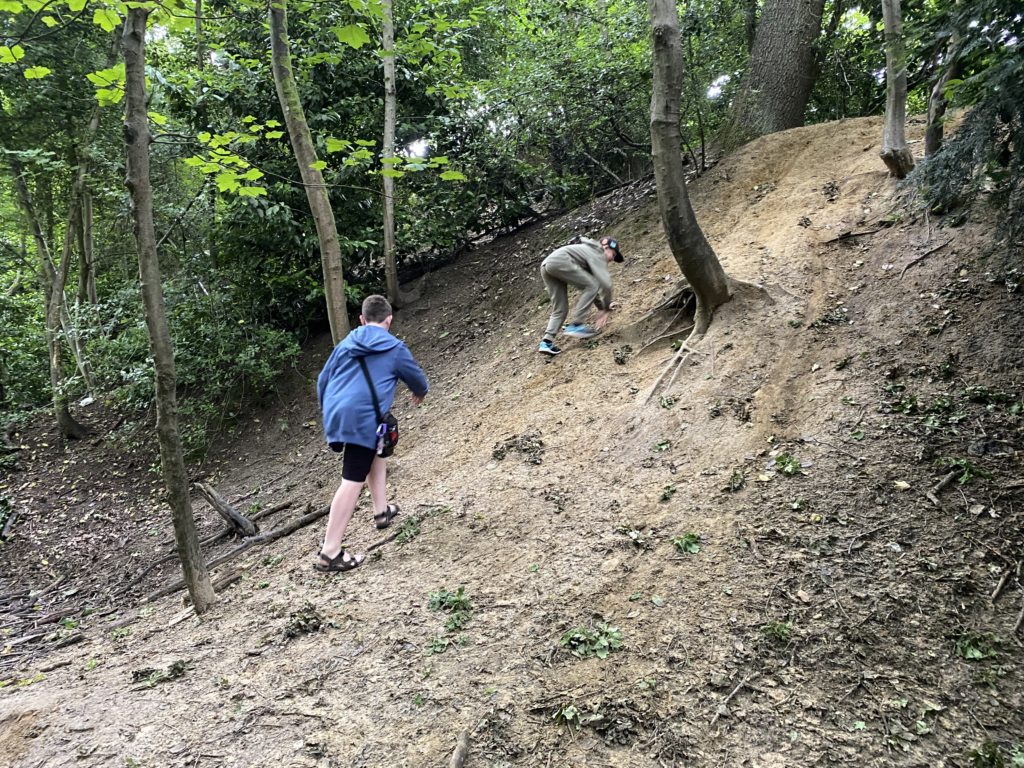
[659, 395, 676, 409]
[560, 623, 623, 659]
[660, 483, 677, 502]
[59, 617, 79, 630]
[395, 515, 422, 546]
[429, 586, 472, 633]
[966, 739, 1009, 768]
[761, 621, 792, 643]
[111, 627, 132, 641]
[955, 632, 1001, 661]
[940, 458, 993, 486]
[412, 692, 425, 707]
[652, 439, 671, 452]
[425, 635, 450, 655]
[672, 532, 701, 554]
[834, 355, 852, 370]
[726, 470, 745, 492]
[83, 658, 101, 672]
[774, 454, 801, 476]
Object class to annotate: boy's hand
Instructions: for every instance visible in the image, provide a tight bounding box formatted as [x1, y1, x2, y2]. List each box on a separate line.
[594, 310, 611, 330]
[411, 393, 425, 406]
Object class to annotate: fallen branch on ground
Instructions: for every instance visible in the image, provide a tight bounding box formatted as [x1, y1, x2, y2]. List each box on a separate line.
[926, 470, 960, 507]
[900, 238, 953, 279]
[709, 674, 756, 726]
[449, 729, 471, 768]
[195, 482, 257, 537]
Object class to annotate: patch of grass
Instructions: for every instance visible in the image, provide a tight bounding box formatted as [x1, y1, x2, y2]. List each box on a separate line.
[395, 515, 422, 546]
[672, 532, 701, 554]
[660, 484, 677, 502]
[761, 621, 792, 643]
[429, 586, 473, 633]
[560, 623, 623, 659]
[283, 603, 324, 638]
[424, 635, 451, 655]
[774, 453, 801, 476]
[726, 470, 745, 492]
[955, 632, 1002, 661]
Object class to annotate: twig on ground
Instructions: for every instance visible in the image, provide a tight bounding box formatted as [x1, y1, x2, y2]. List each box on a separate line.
[926, 470, 960, 507]
[449, 728, 471, 768]
[900, 238, 953, 279]
[709, 674, 755, 726]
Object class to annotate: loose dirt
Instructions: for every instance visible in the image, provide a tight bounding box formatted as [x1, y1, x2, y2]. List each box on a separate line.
[2, 115, 1022, 768]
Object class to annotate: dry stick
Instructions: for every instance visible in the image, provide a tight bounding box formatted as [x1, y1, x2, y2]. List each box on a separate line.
[194, 482, 257, 537]
[822, 228, 882, 244]
[1013, 598, 1024, 635]
[145, 505, 328, 603]
[709, 674, 755, 726]
[900, 238, 953, 279]
[449, 729, 471, 768]
[926, 470, 960, 507]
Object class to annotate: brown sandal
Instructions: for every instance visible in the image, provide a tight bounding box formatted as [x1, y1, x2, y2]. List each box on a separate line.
[373, 503, 401, 530]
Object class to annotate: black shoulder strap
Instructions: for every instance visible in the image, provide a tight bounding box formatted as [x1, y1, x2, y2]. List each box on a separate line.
[356, 357, 385, 423]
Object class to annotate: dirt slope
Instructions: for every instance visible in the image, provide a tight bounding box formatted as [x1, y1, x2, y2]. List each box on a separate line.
[2, 115, 1022, 768]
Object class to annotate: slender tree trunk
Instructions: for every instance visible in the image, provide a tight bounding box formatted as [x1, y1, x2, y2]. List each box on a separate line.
[10, 160, 88, 439]
[381, 0, 399, 306]
[879, 0, 915, 178]
[726, 0, 826, 145]
[924, 34, 961, 157]
[122, 7, 215, 614]
[743, 0, 758, 54]
[268, 0, 349, 343]
[648, 0, 731, 337]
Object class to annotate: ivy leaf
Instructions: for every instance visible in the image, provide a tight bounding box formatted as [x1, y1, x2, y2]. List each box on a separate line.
[68, 0, 86, 10]
[23, 66, 52, 79]
[381, 168, 405, 178]
[0, 45, 26, 64]
[264, 130, 285, 139]
[308, 160, 327, 171]
[325, 137, 349, 153]
[333, 24, 371, 49]
[439, 170, 467, 181]
[92, 8, 121, 32]
[264, 119, 281, 128]
[241, 115, 257, 123]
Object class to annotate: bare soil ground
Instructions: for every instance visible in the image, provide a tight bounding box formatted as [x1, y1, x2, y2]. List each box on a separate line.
[2, 115, 1022, 768]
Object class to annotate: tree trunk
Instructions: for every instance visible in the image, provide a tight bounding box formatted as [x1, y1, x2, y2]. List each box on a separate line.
[382, 0, 399, 306]
[879, 0, 915, 178]
[727, 0, 826, 145]
[10, 160, 88, 440]
[648, 0, 731, 337]
[924, 34, 961, 157]
[122, 6, 216, 614]
[269, 0, 349, 343]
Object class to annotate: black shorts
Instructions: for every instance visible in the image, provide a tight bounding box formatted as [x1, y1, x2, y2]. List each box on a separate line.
[329, 442, 379, 482]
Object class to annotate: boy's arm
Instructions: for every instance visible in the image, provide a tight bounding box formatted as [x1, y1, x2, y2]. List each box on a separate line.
[395, 345, 429, 400]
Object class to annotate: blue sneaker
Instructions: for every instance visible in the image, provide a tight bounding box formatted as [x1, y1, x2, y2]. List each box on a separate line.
[563, 323, 599, 339]
[538, 340, 562, 356]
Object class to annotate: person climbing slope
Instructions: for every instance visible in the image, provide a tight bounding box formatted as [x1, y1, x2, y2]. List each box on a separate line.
[315, 295, 429, 572]
[538, 235, 624, 356]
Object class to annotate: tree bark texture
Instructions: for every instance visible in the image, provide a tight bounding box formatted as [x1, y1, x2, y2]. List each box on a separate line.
[647, 0, 731, 336]
[382, 0, 399, 306]
[122, 7, 216, 614]
[879, 0, 915, 178]
[10, 159, 88, 439]
[924, 34, 961, 157]
[728, 0, 826, 144]
[269, 0, 349, 343]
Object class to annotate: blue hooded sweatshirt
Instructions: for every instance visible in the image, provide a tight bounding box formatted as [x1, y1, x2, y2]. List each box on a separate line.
[317, 324, 429, 451]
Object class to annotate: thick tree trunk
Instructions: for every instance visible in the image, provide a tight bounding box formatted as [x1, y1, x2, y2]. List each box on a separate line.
[10, 160, 88, 439]
[924, 35, 961, 157]
[123, 7, 216, 614]
[727, 0, 826, 144]
[382, 0, 399, 306]
[269, 0, 349, 343]
[879, 0, 915, 178]
[648, 0, 731, 337]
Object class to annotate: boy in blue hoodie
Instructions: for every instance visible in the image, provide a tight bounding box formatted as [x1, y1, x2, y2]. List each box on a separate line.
[315, 295, 429, 572]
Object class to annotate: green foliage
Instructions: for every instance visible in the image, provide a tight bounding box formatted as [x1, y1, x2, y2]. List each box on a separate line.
[774, 453, 801, 476]
[955, 632, 1002, 661]
[761, 620, 793, 643]
[672, 532, 701, 554]
[560, 623, 623, 660]
[428, 586, 472, 633]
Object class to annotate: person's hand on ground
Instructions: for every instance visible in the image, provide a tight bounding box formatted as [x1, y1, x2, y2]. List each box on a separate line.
[411, 393, 425, 405]
[594, 310, 611, 330]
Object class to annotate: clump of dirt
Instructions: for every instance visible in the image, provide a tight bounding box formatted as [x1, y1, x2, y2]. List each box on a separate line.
[1, 115, 1022, 768]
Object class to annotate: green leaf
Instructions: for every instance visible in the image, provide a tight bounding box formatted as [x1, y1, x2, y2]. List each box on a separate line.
[92, 7, 120, 32]
[264, 130, 285, 139]
[333, 24, 371, 49]
[355, 139, 376, 147]
[241, 115, 257, 123]
[238, 186, 267, 197]
[41, 15, 59, 26]
[264, 119, 281, 128]
[215, 172, 239, 193]
[381, 168, 405, 178]
[308, 160, 327, 171]
[242, 168, 264, 181]
[439, 170, 466, 182]
[23, 66, 52, 79]
[0, 1, 24, 12]
[147, 111, 168, 126]
[68, 0, 86, 11]
[0, 45, 26, 64]
[183, 156, 206, 167]
[325, 137, 349, 153]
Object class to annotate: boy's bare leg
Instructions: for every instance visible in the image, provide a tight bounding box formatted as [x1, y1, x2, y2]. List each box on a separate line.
[320, 479, 364, 562]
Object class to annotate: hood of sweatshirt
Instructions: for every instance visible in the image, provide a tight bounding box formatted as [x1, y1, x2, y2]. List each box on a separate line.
[340, 324, 403, 357]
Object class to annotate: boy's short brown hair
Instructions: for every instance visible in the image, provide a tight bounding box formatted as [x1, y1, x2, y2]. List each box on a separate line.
[361, 294, 393, 323]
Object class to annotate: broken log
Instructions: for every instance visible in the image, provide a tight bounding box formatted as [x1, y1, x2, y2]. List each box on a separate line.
[195, 482, 257, 537]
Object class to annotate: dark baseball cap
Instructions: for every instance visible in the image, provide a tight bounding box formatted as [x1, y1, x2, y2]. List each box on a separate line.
[601, 236, 624, 262]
